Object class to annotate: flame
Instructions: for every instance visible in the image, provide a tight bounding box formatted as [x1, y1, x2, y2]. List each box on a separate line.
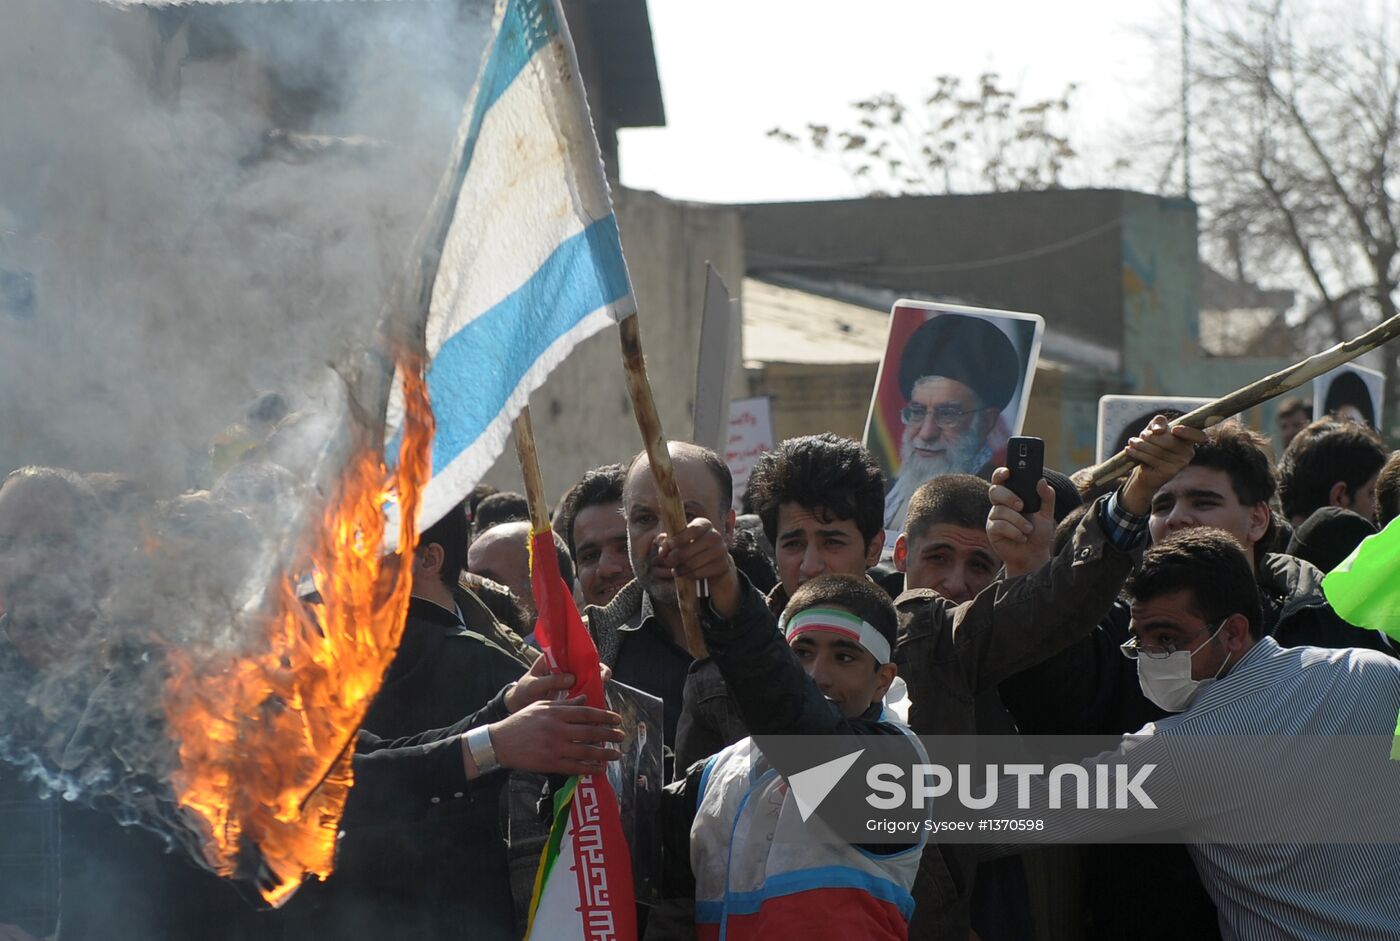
[162, 352, 433, 907]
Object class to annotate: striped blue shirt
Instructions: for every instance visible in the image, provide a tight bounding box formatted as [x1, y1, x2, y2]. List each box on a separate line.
[1020, 637, 1400, 939]
[1157, 638, 1400, 940]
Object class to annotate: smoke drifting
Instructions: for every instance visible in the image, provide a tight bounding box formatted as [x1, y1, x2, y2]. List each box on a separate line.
[0, 0, 492, 898]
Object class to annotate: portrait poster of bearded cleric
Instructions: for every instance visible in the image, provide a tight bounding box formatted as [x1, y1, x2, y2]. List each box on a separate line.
[865, 301, 1043, 533]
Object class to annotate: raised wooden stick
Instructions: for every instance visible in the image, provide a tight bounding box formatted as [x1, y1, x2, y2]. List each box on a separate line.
[512, 404, 552, 534]
[618, 313, 709, 660]
[1082, 313, 1400, 489]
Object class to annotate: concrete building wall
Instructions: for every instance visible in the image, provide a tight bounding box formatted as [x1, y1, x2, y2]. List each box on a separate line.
[479, 188, 746, 503]
[745, 361, 879, 446]
[741, 190, 1127, 350]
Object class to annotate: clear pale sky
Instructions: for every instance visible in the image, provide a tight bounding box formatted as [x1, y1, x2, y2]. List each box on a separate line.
[619, 0, 1176, 204]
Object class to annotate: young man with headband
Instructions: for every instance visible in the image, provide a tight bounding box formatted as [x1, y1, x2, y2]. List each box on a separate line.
[657, 564, 925, 940]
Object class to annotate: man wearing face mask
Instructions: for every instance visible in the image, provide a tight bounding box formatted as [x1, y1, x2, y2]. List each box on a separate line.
[985, 528, 1400, 940]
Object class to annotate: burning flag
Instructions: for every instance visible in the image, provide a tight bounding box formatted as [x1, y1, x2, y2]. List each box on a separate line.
[163, 353, 435, 906]
[525, 525, 637, 941]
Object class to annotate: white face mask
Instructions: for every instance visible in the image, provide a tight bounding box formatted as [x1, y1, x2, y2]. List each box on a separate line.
[1136, 620, 1232, 713]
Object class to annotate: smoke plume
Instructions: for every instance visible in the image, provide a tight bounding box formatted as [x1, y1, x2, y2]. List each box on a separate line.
[0, 0, 493, 892]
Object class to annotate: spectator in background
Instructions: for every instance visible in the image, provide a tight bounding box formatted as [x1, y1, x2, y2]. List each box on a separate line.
[1277, 419, 1388, 526]
[734, 513, 775, 564]
[1276, 397, 1312, 448]
[467, 520, 573, 631]
[1112, 409, 1190, 461]
[748, 433, 888, 611]
[1286, 507, 1378, 573]
[1376, 450, 1400, 528]
[470, 491, 529, 539]
[554, 464, 630, 608]
[893, 474, 999, 605]
[727, 526, 779, 597]
[460, 572, 533, 646]
[1323, 369, 1377, 428]
[464, 483, 499, 536]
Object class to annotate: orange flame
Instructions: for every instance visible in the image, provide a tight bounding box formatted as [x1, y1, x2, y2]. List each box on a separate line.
[163, 353, 434, 907]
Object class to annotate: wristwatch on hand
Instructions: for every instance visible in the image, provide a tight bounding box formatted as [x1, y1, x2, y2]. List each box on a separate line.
[464, 725, 501, 776]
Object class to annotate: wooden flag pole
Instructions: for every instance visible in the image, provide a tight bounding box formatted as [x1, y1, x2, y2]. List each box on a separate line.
[618, 313, 710, 660]
[1080, 313, 1400, 490]
[512, 404, 553, 535]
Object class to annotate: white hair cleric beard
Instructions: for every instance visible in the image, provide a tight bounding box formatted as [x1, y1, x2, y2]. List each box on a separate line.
[883, 429, 987, 531]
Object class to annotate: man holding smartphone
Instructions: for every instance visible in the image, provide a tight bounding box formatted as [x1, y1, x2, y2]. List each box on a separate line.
[893, 416, 1204, 940]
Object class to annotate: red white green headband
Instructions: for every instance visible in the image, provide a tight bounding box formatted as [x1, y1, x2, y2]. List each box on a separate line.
[782, 606, 891, 664]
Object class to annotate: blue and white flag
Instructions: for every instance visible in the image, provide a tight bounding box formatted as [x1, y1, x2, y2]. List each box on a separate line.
[415, 0, 635, 529]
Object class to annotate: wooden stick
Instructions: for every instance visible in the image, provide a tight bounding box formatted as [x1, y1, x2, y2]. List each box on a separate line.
[512, 405, 552, 534]
[1082, 312, 1400, 489]
[618, 313, 709, 660]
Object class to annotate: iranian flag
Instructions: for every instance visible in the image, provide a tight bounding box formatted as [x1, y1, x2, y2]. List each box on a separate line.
[525, 528, 638, 941]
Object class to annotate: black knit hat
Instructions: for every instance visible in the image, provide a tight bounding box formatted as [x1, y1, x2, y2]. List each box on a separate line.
[898, 315, 1021, 410]
[1286, 506, 1377, 574]
[1042, 468, 1084, 525]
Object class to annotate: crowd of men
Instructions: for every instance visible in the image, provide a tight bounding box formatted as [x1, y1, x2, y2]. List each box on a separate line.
[3, 388, 1400, 941]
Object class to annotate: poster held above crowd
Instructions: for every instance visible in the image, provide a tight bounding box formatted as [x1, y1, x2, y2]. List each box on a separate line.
[1097, 395, 1211, 464]
[863, 300, 1044, 535]
[1314, 363, 1384, 430]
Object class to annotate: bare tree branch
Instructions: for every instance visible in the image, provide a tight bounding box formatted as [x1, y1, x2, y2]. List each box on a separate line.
[769, 73, 1085, 196]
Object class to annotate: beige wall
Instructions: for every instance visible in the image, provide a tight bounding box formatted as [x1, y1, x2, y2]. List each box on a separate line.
[480, 188, 746, 505]
[745, 361, 879, 445]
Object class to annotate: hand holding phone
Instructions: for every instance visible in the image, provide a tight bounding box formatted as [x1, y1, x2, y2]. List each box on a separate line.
[1003, 436, 1044, 515]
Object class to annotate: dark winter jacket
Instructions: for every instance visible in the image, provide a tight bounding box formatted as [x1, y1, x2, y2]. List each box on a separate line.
[284, 588, 527, 941]
[895, 495, 1138, 941]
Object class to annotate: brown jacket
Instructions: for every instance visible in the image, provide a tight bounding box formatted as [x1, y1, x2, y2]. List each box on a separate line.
[895, 496, 1136, 941]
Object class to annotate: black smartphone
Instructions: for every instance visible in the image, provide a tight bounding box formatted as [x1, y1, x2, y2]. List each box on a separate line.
[1004, 436, 1045, 515]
